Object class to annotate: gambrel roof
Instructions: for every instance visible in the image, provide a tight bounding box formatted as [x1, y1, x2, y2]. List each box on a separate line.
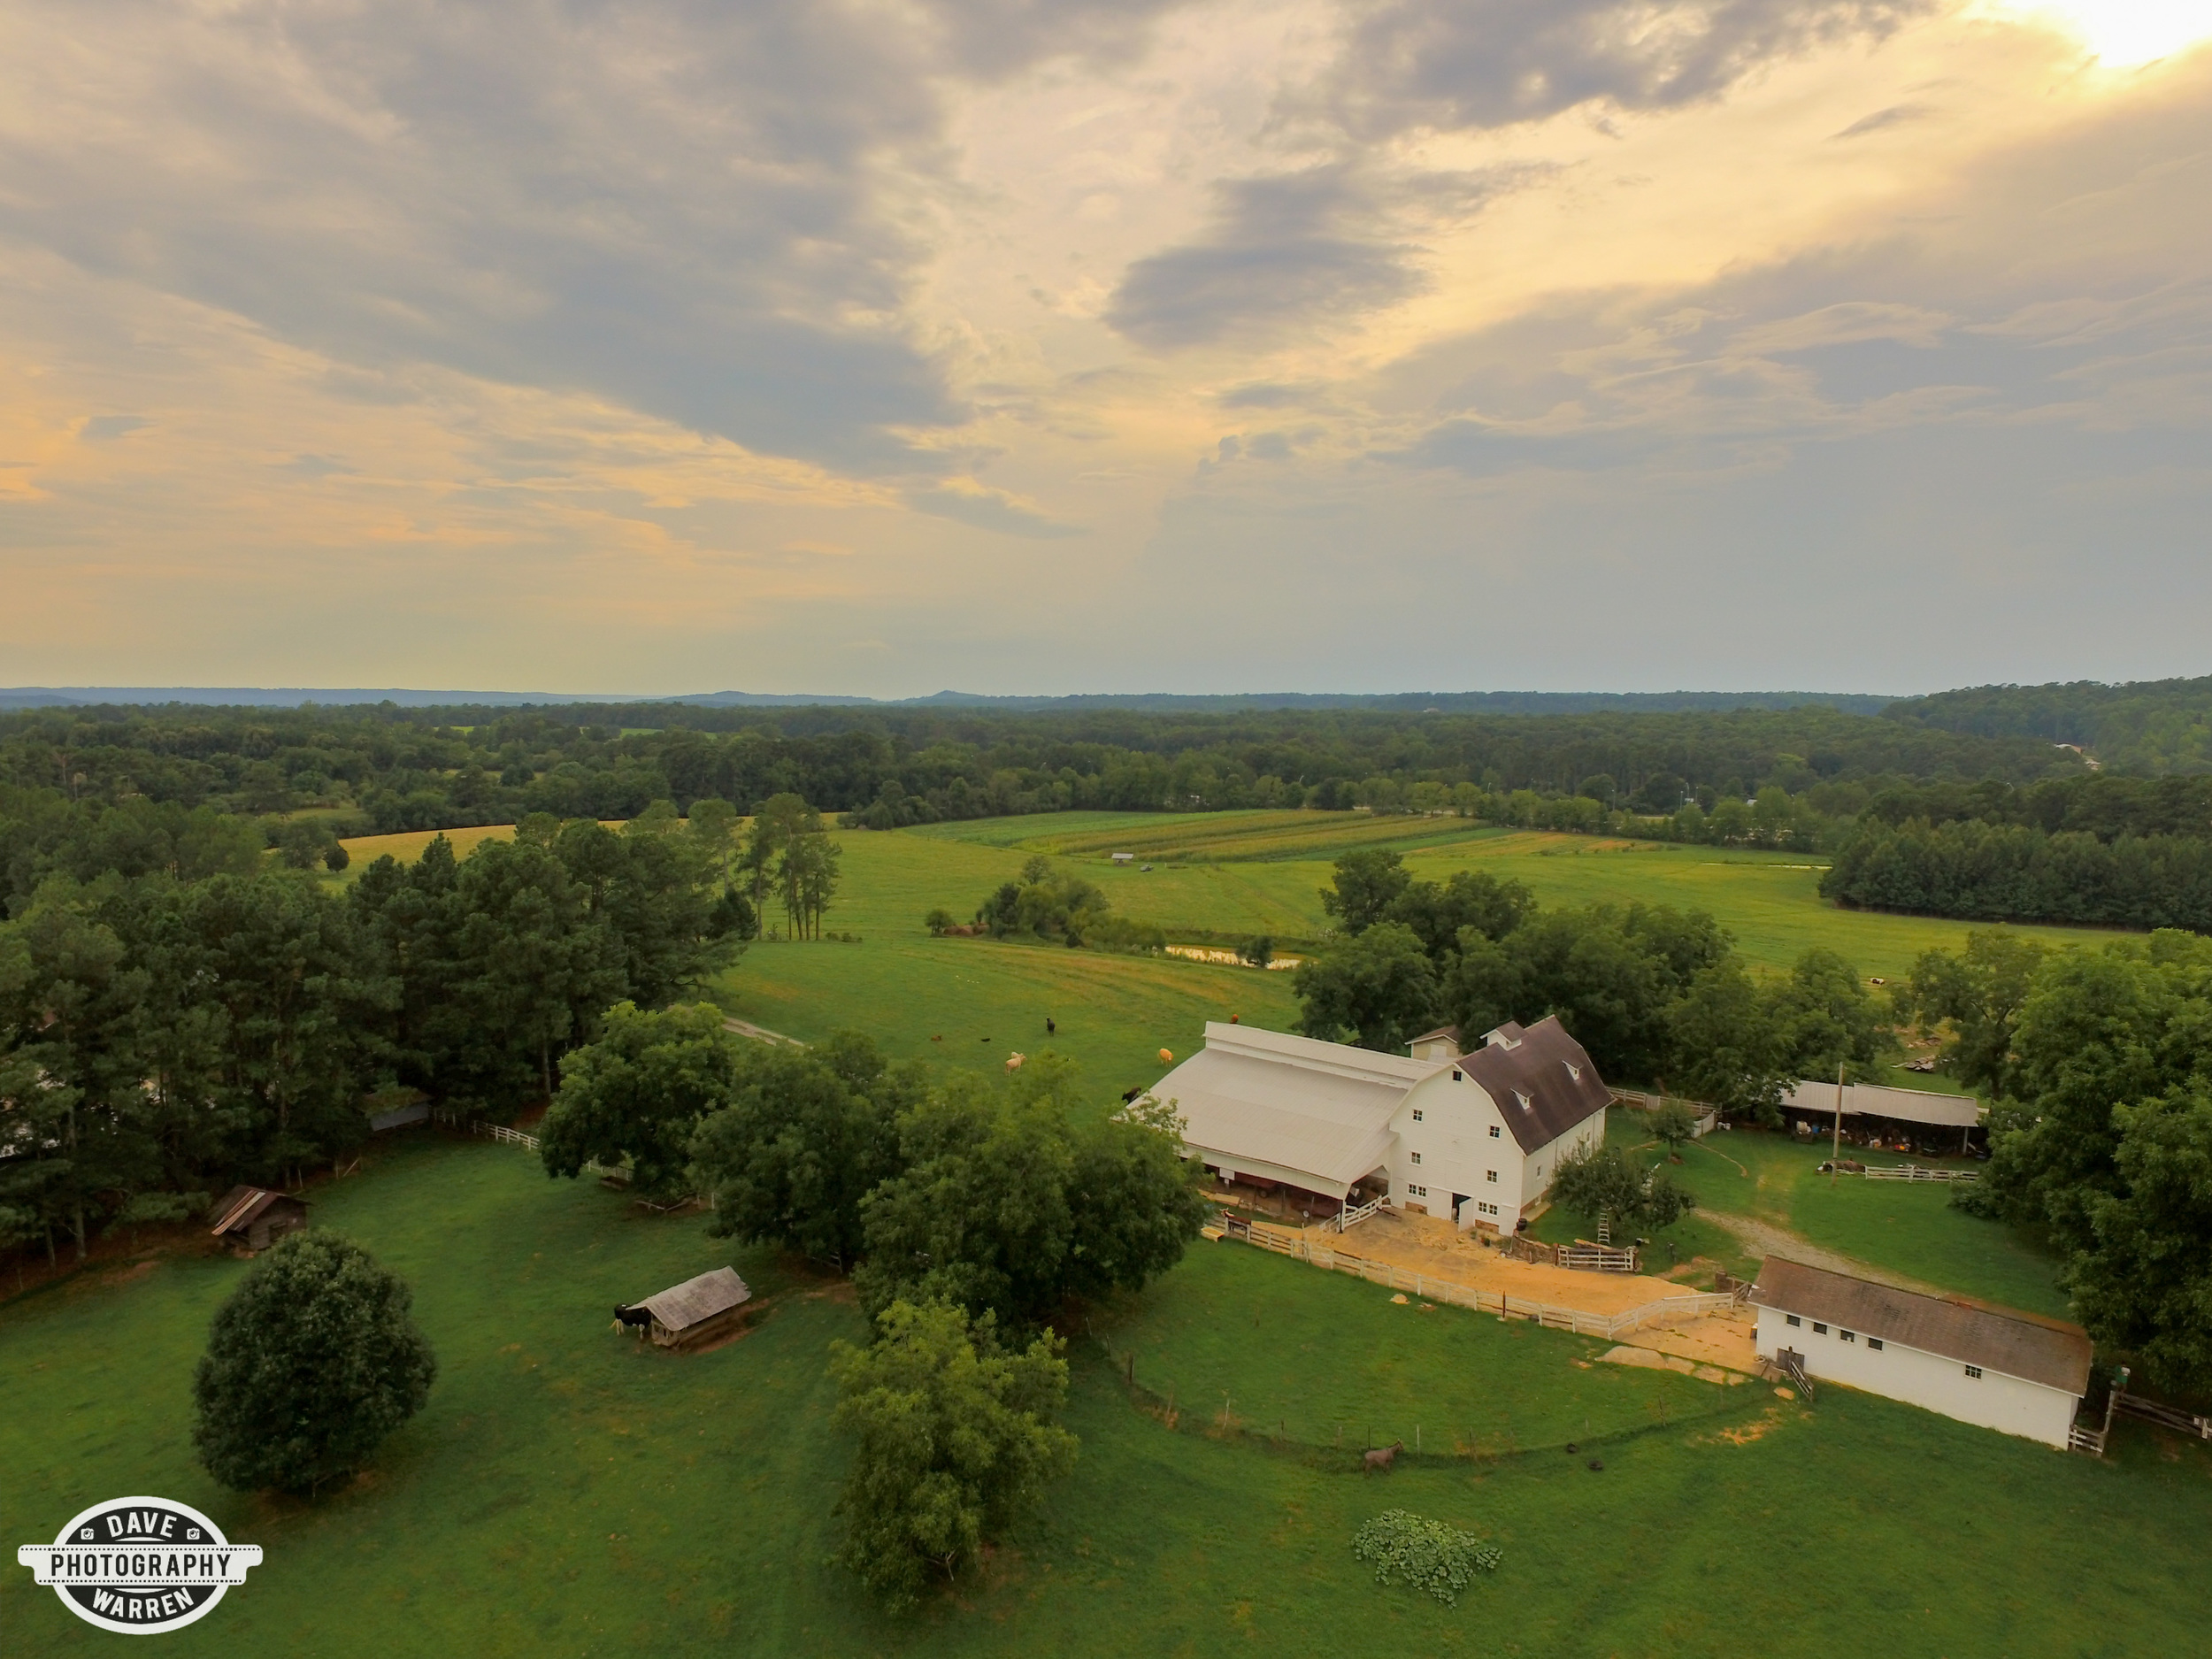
[1459, 1017, 1614, 1153]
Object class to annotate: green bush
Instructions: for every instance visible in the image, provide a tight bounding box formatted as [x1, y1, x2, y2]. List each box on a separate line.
[191, 1231, 436, 1496]
[1351, 1509, 1502, 1605]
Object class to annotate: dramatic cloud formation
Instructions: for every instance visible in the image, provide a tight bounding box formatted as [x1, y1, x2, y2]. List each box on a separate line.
[0, 0, 2208, 693]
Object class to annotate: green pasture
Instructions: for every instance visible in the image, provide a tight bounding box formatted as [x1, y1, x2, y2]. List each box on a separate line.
[1584, 1112, 2069, 1317]
[905, 813, 2131, 979]
[1095, 1240, 1728, 1453]
[5, 1141, 2207, 1659]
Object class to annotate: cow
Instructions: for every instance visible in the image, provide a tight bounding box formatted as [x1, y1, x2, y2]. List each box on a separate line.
[611, 1303, 654, 1338]
[1363, 1440, 1404, 1473]
[1046, 1017, 1056, 1035]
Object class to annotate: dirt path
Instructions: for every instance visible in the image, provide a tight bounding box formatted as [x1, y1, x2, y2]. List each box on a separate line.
[723, 1017, 805, 1048]
[1698, 1211, 1947, 1296]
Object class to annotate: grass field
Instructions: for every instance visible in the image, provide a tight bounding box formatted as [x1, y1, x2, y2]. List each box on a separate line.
[910, 812, 2130, 979]
[4, 1139, 2206, 1659]
[1578, 1114, 2070, 1317]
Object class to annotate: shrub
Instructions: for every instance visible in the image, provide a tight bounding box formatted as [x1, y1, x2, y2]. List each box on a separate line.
[191, 1231, 436, 1496]
[1351, 1509, 1502, 1605]
[830, 1301, 1076, 1609]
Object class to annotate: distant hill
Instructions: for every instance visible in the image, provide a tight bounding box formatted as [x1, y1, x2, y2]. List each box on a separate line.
[3, 685, 1896, 715]
[1884, 676, 2212, 772]
[669, 688, 1901, 714]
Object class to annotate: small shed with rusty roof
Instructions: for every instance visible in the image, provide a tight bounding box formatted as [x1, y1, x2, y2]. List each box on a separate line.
[628, 1266, 754, 1349]
[206, 1187, 311, 1255]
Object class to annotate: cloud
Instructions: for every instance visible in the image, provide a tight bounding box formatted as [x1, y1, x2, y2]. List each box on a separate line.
[1832, 102, 1933, 138]
[904, 479, 1084, 538]
[77, 415, 150, 441]
[0, 0, 985, 472]
[1108, 163, 1540, 349]
[1321, 0, 1931, 136]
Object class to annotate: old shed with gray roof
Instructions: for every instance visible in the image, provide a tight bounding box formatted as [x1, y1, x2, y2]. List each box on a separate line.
[631, 1267, 754, 1349]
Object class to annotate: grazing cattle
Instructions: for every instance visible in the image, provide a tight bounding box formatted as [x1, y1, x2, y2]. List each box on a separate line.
[1005, 1052, 1025, 1071]
[1046, 1017, 1056, 1035]
[612, 1303, 654, 1338]
[1363, 1440, 1404, 1472]
[1121, 1087, 1144, 1104]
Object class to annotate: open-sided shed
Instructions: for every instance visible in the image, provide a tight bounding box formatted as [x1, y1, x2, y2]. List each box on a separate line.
[206, 1187, 310, 1255]
[628, 1267, 753, 1349]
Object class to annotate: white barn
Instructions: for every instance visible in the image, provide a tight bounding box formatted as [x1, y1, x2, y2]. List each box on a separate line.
[1147, 1016, 1611, 1231]
[1751, 1256, 2093, 1448]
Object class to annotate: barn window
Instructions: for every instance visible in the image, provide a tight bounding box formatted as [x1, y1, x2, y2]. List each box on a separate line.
[1488, 1125, 1501, 1138]
[1839, 1331, 1856, 1343]
[1964, 1365, 1982, 1379]
[1812, 1323, 1828, 1335]
[1486, 1171, 1498, 1183]
[1452, 1070, 1463, 1082]
[1410, 1151, 1423, 1164]
[1786, 1315, 1801, 1327]
[1868, 1339, 1884, 1351]
[1412, 1110, 1423, 1121]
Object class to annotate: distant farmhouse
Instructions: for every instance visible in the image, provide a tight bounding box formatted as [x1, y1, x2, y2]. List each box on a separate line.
[1148, 1017, 1609, 1230]
[1753, 1256, 2092, 1448]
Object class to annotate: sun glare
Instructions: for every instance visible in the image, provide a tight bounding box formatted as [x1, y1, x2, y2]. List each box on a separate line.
[1985, 0, 2212, 65]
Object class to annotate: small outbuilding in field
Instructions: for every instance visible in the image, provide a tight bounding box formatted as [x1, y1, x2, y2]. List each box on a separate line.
[619, 1267, 754, 1349]
[206, 1187, 310, 1255]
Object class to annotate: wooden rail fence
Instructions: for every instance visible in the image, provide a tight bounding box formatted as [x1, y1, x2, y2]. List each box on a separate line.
[1222, 1216, 1743, 1340]
[442, 1115, 628, 1183]
[1857, 1164, 1980, 1184]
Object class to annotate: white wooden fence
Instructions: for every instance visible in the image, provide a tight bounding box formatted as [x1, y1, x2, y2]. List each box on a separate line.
[1225, 1219, 1743, 1340]
[458, 1118, 626, 1182]
[1855, 1164, 1980, 1184]
[1333, 1194, 1386, 1233]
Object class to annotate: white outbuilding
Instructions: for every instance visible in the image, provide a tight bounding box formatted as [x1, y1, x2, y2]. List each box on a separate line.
[1146, 1016, 1611, 1230]
[1751, 1256, 2093, 1448]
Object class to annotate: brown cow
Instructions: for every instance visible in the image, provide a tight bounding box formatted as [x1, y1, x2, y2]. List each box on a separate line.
[1363, 1440, 1404, 1472]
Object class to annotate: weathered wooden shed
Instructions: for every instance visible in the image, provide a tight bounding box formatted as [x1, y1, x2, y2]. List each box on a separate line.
[206, 1187, 311, 1255]
[630, 1267, 753, 1349]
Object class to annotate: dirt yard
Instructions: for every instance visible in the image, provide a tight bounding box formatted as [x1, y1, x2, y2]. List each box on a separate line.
[1293, 1208, 1716, 1319]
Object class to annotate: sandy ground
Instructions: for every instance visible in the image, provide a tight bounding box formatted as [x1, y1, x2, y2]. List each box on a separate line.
[1292, 1209, 1716, 1317]
[1611, 1306, 1762, 1376]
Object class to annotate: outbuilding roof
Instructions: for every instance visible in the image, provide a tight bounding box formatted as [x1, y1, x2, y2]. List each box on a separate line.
[640, 1267, 752, 1333]
[1752, 1256, 2092, 1395]
[205, 1186, 307, 1237]
[1780, 1080, 1982, 1129]
[1458, 1016, 1613, 1153]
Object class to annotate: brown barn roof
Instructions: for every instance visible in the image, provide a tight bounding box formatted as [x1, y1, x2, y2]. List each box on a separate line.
[1457, 1016, 1612, 1154]
[206, 1186, 307, 1238]
[640, 1267, 751, 1333]
[1752, 1256, 2092, 1395]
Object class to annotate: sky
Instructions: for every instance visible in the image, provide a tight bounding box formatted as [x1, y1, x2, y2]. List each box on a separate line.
[1, 0, 2209, 698]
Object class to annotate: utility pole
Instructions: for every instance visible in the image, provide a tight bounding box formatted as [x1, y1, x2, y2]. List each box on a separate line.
[1831, 1059, 1846, 1179]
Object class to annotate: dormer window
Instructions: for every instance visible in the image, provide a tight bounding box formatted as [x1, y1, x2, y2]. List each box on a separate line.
[1564, 1062, 1581, 1081]
[1514, 1090, 1532, 1110]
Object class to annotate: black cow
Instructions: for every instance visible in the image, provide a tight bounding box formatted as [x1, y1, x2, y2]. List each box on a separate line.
[611, 1303, 654, 1337]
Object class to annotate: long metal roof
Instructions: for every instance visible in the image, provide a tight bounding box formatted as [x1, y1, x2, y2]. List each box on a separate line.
[1148, 1024, 1428, 1193]
[1752, 1256, 2091, 1395]
[1780, 1081, 1983, 1129]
